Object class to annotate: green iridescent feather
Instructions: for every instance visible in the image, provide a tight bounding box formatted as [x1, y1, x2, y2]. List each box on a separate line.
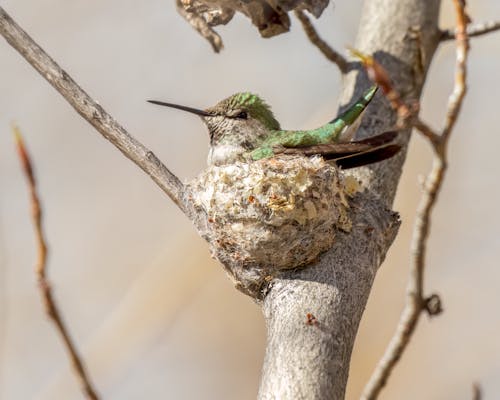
[250, 85, 378, 161]
[229, 92, 280, 130]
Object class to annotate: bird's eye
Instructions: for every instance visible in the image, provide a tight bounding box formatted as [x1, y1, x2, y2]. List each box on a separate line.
[228, 110, 248, 119]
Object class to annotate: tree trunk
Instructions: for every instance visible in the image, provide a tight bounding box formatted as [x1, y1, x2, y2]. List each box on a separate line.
[258, 1, 441, 398]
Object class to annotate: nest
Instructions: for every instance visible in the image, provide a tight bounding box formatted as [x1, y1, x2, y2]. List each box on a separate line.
[188, 155, 353, 272]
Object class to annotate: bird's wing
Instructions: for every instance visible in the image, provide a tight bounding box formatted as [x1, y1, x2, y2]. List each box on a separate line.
[273, 131, 400, 169]
[328, 144, 401, 169]
[275, 131, 397, 156]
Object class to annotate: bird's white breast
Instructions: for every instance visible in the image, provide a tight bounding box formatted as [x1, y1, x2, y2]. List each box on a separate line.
[207, 144, 247, 165]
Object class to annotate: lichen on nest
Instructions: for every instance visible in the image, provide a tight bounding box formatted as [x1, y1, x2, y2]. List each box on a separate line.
[187, 155, 355, 272]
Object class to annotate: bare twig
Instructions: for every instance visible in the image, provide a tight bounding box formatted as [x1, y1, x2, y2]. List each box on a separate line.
[294, 9, 349, 72]
[443, 0, 469, 141]
[413, 117, 441, 148]
[0, 7, 188, 215]
[13, 126, 100, 400]
[348, 47, 414, 123]
[176, 0, 224, 53]
[361, 1, 470, 398]
[442, 19, 500, 41]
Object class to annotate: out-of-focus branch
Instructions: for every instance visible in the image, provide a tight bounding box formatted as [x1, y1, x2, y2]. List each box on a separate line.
[441, 19, 500, 41]
[176, 0, 224, 52]
[413, 117, 441, 147]
[0, 7, 189, 216]
[294, 9, 349, 72]
[361, 1, 470, 398]
[13, 127, 100, 400]
[175, 0, 331, 51]
[442, 0, 469, 141]
[472, 383, 482, 400]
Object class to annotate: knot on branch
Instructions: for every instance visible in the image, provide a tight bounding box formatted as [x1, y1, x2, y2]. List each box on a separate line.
[424, 293, 443, 316]
[187, 155, 356, 298]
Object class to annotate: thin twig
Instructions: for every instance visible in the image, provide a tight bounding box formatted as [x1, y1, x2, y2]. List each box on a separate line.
[294, 9, 349, 72]
[361, 1, 470, 398]
[442, 19, 500, 41]
[413, 117, 441, 148]
[176, 0, 224, 53]
[0, 7, 188, 215]
[13, 126, 100, 400]
[443, 0, 469, 141]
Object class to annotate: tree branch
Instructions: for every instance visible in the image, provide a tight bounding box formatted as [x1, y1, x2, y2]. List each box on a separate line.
[14, 127, 100, 400]
[441, 19, 500, 41]
[260, 0, 443, 398]
[361, 1, 470, 398]
[176, 0, 224, 52]
[294, 9, 349, 72]
[0, 7, 189, 216]
[413, 117, 441, 147]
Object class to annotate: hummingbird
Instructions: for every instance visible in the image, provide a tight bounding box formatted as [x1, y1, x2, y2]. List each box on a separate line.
[148, 86, 400, 168]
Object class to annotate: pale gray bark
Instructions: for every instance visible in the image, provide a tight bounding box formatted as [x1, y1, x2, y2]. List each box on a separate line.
[258, 1, 441, 399]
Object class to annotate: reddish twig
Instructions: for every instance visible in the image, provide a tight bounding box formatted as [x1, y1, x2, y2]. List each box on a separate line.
[348, 46, 414, 123]
[442, 19, 500, 41]
[13, 126, 100, 400]
[294, 9, 349, 73]
[361, 1, 470, 398]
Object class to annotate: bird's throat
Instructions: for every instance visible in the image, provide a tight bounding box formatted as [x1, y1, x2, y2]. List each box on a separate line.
[207, 144, 249, 165]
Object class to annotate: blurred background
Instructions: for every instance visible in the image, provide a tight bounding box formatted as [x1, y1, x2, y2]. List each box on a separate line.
[1, 1, 500, 399]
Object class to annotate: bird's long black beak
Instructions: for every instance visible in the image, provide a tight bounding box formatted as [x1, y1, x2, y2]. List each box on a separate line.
[147, 100, 212, 117]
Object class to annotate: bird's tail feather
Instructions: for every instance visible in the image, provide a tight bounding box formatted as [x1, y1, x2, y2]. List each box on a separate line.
[275, 130, 401, 168]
